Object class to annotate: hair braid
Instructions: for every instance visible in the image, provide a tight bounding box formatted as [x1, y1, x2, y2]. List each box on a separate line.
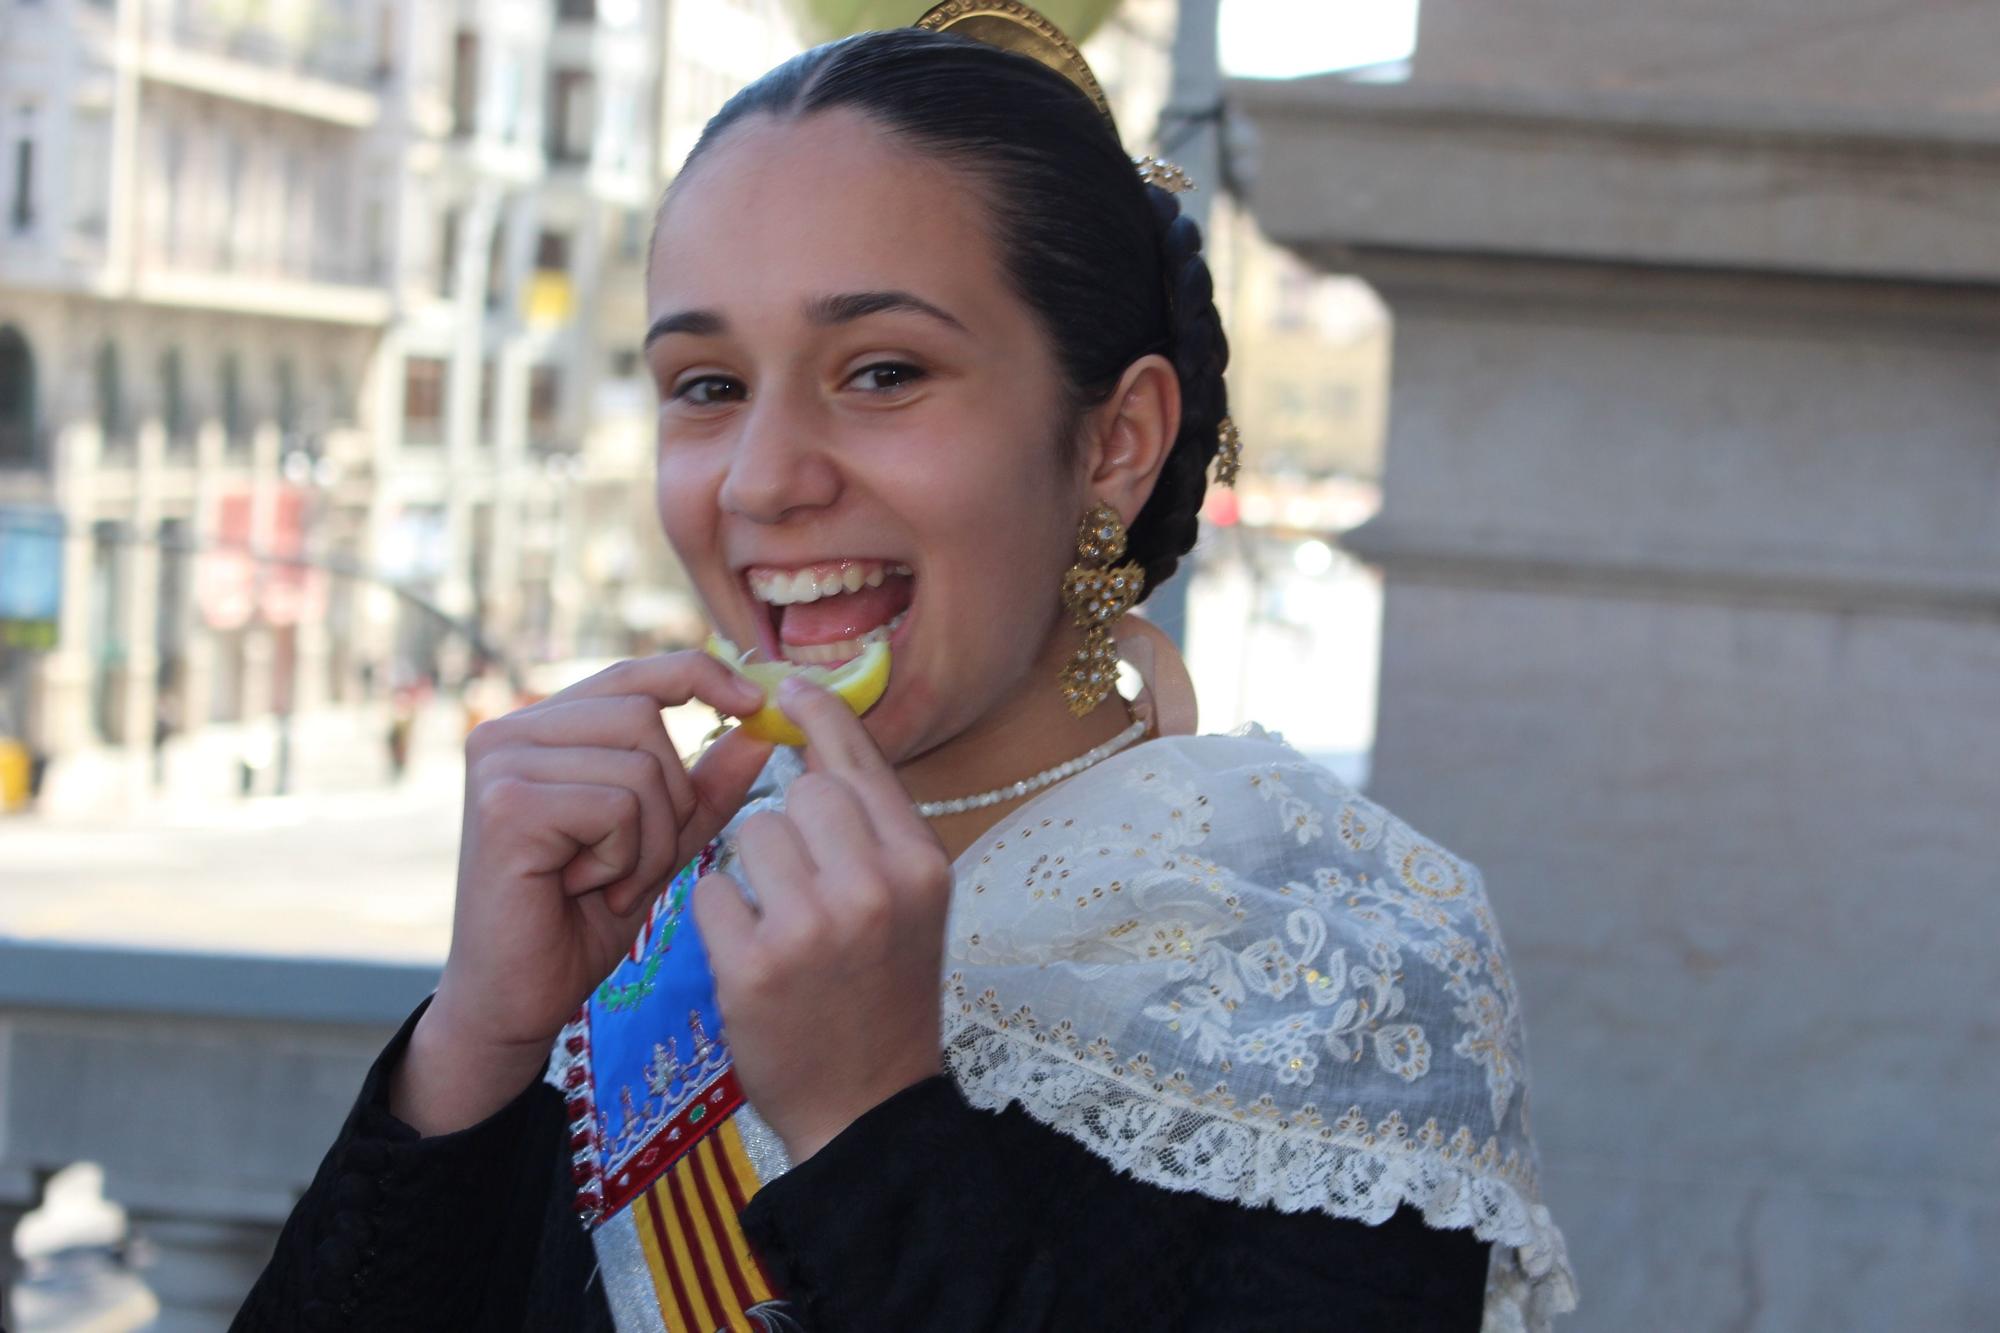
[1125, 183, 1231, 597]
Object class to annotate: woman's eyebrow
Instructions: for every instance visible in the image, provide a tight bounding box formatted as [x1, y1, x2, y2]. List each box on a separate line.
[804, 290, 968, 332]
[644, 290, 967, 349]
[644, 309, 725, 345]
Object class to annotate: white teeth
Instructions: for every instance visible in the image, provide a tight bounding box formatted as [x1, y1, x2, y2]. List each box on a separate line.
[747, 559, 912, 606]
[779, 609, 908, 666]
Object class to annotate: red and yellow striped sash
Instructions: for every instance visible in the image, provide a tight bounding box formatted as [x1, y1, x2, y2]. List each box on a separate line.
[627, 1115, 783, 1332]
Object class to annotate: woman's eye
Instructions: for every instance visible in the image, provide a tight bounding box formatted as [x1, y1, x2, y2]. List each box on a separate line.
[671, 375, 745, 405]
[846, 362, 926, 394]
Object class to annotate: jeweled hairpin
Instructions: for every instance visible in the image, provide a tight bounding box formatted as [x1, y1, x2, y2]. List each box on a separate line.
[1133, 155, 1196, 194]
[1213, 416, 1242, 487]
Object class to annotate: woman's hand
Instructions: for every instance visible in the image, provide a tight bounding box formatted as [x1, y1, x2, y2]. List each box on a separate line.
[693, 674, 953, 1164]
[393, 652, 775, 1135]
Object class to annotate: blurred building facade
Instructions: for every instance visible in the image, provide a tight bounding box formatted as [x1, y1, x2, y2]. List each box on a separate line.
[0, 0, 805, 796]
[1, 0, 1392, 797]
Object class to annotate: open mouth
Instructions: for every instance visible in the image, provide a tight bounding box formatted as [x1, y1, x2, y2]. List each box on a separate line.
[744, 559, 915, 667]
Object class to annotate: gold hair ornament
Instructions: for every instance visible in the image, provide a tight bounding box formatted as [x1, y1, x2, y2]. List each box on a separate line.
[1133, 154, 1196, 193]
[914, 2, 1113, 122]
[1213, 416, 1242, 487]
[1060, 503, 1145, 716]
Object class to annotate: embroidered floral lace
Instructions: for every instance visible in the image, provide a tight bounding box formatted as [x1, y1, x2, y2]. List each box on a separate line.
[932, 726, 1575, 1331]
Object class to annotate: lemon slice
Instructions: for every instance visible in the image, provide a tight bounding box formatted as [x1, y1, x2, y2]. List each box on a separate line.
[704, 634, 891, 747]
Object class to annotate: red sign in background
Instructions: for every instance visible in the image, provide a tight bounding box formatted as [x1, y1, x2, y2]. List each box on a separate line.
[196, 487, 325, 631]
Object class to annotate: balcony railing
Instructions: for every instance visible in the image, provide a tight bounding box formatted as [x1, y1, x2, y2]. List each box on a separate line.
[154, 8, 383, 91]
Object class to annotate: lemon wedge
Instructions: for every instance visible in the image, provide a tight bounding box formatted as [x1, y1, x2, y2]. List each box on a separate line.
[704, 634, 891, 747]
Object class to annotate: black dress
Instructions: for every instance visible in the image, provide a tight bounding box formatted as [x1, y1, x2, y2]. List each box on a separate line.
[233, 998, 1492, 1331]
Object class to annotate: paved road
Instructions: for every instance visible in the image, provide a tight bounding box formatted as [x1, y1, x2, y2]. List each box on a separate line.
[0, 760, 463, 964]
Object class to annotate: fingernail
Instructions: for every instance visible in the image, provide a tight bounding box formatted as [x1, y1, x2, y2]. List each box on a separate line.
[778, 673, 818, 700]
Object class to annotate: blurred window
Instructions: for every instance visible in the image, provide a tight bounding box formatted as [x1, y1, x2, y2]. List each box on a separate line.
[0, 325, 34, 466]
[438, 207, 459, 297]
[403, 357, 445, 444]
[558, 0, 597, 19]
[160, 348, 189, 451]
[276, 357, 298, 443]
[485, 221, 506, 309]
[529, 364, 561, 443]
[535, 230, 570, 274]
[96, 340, 126, 451]
[478, 357, 497, 436]
[451, 30, 478, 136]
[10, 128, 32, 233]
[548, 70, 595, 164]
[221, 352, 248, 454]
[374, 3, 396, 80]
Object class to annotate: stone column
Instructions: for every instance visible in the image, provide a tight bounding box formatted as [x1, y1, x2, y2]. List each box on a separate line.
[1233, 5, 2000, 1326]
[120, 420, 163, 794]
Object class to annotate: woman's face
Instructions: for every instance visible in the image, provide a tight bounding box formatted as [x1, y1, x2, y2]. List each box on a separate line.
[646, 109, 1085, 763]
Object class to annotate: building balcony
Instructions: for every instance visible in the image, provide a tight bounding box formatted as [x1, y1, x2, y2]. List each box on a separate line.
[131, 268, 391, 327]
[137, 14, 383, 129]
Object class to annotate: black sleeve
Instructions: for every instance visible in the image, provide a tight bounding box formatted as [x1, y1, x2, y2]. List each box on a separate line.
[739, 1074, 1490, 1332]
[230, 996, 605, 1332]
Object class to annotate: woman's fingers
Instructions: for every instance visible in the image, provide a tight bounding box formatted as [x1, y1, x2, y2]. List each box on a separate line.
[481, 694, 693, 827]
[782, 771, 881, 898]
[732, 809, 819, 926]
[779, 677, 945, 869]
[474, 774, 642, 896]
[539, 649, 765, 716]
[470, 746, 675, 907]
[684, 725, 778, 853]
[690, 870, 759, 973]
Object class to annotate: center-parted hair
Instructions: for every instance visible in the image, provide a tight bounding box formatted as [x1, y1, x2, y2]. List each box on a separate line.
[665, 27, 1230, 602]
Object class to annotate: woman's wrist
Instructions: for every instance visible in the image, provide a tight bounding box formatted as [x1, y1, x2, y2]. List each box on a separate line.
[387, 997, 554, 1137]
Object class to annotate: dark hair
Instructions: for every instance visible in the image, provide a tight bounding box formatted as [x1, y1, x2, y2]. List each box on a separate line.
[663, 27, 1230, 600]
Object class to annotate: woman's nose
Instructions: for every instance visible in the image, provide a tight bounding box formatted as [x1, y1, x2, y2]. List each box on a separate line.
[716, 390, 840, 523]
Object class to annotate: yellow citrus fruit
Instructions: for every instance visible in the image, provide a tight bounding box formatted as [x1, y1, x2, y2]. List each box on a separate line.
[704, 634, 891, 747]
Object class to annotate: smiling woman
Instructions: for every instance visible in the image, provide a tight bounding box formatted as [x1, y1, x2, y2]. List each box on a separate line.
[233, 6, 1573, 1333]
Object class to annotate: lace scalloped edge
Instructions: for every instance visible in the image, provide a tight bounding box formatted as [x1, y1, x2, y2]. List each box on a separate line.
[942, 1015, 1579, 1332]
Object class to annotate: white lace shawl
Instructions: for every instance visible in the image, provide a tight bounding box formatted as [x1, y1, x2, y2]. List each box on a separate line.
[742, 725, 1578, 1330]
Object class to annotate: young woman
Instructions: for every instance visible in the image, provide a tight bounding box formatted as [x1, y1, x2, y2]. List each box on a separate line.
[236, 12, 1574, 1331]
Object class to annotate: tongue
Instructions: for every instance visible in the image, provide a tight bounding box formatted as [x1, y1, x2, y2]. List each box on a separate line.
[778, 576, 914, 646]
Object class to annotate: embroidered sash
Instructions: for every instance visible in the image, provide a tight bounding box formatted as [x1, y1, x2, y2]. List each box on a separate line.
[547, 847, 800, 1333]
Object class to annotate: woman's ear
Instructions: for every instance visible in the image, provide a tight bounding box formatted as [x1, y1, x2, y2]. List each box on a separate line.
[1082, 353, 1180, 524]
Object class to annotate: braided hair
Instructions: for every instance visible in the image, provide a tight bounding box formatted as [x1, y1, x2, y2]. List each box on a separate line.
[670, 27, 1231, 602]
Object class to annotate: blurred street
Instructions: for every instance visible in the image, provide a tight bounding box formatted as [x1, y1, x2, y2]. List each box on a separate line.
[1, 699, 464, 964]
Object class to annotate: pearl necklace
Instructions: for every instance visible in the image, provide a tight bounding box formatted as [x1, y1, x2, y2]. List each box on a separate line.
[915, 716, 1150, 818]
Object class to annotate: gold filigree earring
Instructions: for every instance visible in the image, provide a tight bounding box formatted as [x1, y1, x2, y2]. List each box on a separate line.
[1060, 503, 1146, 717]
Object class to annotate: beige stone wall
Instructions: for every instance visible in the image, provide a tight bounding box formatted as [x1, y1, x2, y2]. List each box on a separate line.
[1415, 0, 2000, 118]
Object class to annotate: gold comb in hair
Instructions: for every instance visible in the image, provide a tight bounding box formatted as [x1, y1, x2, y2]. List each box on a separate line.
[913, 2, 1114, 124]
